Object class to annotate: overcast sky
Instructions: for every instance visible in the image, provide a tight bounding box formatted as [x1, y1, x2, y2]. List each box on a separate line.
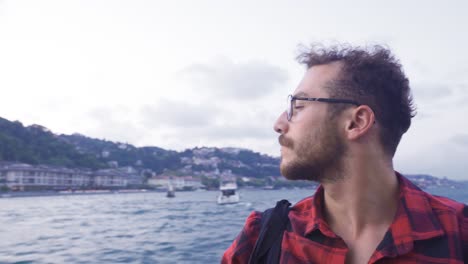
[1, 0, 467, 180]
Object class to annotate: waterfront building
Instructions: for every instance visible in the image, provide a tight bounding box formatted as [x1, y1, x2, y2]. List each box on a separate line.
[0, 162, 145, 191]
[0, 163, 92, 191]
[148, 175, 203, 191]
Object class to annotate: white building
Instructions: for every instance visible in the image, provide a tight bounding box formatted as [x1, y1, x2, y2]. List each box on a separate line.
[0, 163, 92, 191]
[0, 162, 144, 191]
[148, 175, 203, 190]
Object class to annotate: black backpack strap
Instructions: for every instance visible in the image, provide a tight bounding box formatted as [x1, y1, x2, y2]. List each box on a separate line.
[248, 199, 291, 264]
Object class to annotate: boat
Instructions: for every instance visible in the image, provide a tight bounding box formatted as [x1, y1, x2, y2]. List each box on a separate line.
[166, 183, 175, 198]
[217, 181, 240, 204]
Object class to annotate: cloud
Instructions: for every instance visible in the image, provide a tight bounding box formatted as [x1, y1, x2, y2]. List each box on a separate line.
[451, 83, 468, 105]
[140, 98, 277, 139]
[396, 133, 468, 180]
[179, 57, 288, 100]
[412, 82, 454, 103]
[155, 121, 278, 156]
[410, 82, 468, 122]
[450, 134, 468, 147]
[413, 82, 468, 104]
[136, 97, 280, 154]
[170, 121, 274, 141]
[83, 106, 145, 144]
[140, 99, 217, 129]
[137, 61, 286, 150]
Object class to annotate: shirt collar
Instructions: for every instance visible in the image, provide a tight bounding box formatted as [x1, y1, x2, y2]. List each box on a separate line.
[293, 184, 340, 238]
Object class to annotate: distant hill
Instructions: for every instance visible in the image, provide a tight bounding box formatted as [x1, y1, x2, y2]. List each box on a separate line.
[0, 116, 280, 177]
[59, 133, 280, 177]
[0, 117, 107, 169]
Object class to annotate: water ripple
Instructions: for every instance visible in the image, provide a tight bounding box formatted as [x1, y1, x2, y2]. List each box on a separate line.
[1, 188, 464, 263]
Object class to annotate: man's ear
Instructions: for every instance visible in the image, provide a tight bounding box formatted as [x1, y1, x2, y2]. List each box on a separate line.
[345, 105, 375, 140]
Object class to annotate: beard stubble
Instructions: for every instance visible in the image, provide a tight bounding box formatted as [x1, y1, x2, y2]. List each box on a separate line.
[279, 120, 346, 183]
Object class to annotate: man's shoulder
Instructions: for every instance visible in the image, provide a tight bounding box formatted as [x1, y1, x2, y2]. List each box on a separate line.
[290, 195, 316, 214]
[426, 193, 467, 215]
[221, 202, 294, 263]
[397, 181, 468, 261]
[242, 197, 315, 233]
[242, 210, 263, 233]
[407, 185, 467, 219]
[422, 192, 468, 259]
[221, 210, 263, 263]
[411, 188, 468, 237]
[400, 174, 466, 216]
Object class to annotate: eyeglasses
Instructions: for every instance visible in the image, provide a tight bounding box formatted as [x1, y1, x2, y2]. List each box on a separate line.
[286, 94, 361, 121]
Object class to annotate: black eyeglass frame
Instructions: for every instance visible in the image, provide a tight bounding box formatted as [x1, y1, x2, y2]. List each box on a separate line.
[287, 94, 361, 121]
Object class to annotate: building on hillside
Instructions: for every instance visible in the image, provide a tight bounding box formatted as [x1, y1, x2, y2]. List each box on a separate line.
[93, 169, 127, 188]
[147, 175, 171, 188]
[176, 176, 204, 190]
[0, 162, 144, 191]
[147, 175, 203, 191]
[0, 163, 92, 191]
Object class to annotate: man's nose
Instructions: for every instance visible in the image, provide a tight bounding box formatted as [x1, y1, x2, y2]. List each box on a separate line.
[274, 111, 289, 134]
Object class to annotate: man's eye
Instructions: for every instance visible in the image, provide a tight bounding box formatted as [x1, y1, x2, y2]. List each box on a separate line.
[294, 105, 304, 109]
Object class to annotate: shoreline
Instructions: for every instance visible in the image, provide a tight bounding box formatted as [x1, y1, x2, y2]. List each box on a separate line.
[0, 189, 154, 198]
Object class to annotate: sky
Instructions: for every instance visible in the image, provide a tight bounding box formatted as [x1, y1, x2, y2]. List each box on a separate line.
[1, 0, 467, 180]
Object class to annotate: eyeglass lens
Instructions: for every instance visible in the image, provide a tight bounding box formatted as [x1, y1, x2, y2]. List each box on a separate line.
[287, 95, 293, 121]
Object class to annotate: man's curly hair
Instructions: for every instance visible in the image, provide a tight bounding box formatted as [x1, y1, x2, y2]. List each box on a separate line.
[297, 44, 416, 156]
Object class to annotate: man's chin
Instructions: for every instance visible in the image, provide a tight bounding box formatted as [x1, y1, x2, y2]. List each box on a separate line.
[280, 162, 310, 181]
[279, 157, 294, 179]
[280, 159, 324, 182]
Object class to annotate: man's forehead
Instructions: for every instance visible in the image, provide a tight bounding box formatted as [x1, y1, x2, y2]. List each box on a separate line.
[293, 63, 341, 96]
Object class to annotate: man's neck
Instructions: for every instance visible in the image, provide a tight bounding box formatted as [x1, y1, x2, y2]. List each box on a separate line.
[320, 157, 399, 240]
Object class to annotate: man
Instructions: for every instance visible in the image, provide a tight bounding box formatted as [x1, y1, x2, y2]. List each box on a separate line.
[222, 44, 468, 263]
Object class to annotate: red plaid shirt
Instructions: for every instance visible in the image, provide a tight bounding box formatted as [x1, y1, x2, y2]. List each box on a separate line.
[222, 173, 468, 263]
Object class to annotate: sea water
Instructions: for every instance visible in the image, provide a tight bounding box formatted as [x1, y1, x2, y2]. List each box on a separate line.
[0, 188, 467, 264]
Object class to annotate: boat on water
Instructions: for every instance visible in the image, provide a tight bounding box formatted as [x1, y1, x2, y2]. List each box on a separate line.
[166, 183, 175, 198]
[217, 181, 240, 205]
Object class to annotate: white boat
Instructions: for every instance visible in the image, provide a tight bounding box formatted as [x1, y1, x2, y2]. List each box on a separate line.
[166, 183, 175, 198]
[217, 181, 240, 204]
